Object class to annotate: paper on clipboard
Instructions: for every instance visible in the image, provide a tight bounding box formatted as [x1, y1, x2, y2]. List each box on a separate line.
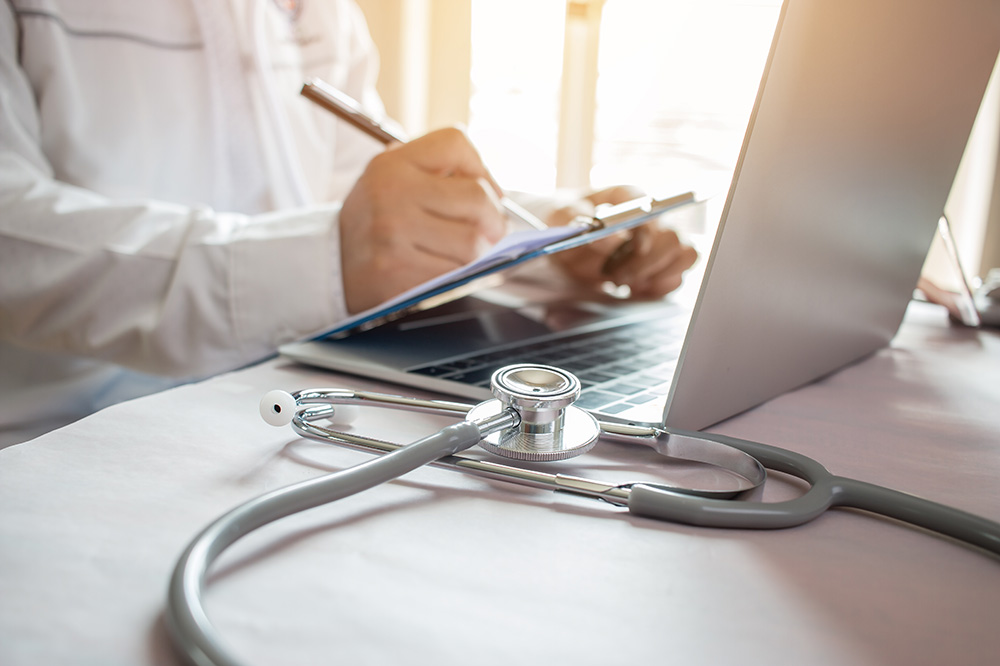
[318, 191, 697, 338]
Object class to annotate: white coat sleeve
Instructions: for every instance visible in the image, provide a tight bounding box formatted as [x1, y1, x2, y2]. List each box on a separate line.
[0, 9, 349, 380]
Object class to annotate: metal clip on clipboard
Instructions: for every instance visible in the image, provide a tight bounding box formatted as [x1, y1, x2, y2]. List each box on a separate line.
[556, 192, 697, 243]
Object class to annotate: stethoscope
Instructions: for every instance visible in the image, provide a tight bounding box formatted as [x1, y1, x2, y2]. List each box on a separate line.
[166, 363, 1000, 666]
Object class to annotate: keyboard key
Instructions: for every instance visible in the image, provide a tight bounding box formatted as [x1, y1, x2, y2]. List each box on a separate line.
[602, 381, 647, 396]
[624, 374, 662, 389]
[444, 358, 484, 370]
[577, 370, 618, 384]
[575, 389, 622, 410]
[600, 402, 636, 415]
[627, 391, 662, 405]
[446, 367, 499, 385]
[410, 365, 451, 376]
[532, 349, 578, 362]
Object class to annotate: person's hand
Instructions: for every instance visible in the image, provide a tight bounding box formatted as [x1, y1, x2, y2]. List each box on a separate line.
[339, 127, 507, 313]
[546, 186, 698, 297]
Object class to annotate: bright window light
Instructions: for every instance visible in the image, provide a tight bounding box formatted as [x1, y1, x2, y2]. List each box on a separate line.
[469, 0, 781, 198]
[591, 0, 781, 197]
[468, 0, 566, 192]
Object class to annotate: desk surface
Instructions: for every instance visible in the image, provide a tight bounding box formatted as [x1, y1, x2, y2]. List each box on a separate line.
[1, 301, 999, 666]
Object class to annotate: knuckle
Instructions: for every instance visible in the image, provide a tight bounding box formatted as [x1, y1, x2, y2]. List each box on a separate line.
[437, 126, 468, 144]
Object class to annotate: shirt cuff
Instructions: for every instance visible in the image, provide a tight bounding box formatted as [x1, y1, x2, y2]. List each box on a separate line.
[229, 202, 347, 359]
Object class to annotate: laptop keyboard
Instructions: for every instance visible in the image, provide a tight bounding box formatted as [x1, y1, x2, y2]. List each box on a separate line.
[408, 318, 684, 415]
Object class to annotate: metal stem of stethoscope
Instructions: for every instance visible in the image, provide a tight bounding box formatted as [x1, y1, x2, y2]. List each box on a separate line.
[272, 369, 1000, 555]
[283, 383, 767, 502]
[285, 388, 1000, 553]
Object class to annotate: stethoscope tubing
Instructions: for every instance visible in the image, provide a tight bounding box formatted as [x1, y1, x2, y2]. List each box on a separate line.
[165, 418, 501, 666]
[286, 392, 1000, 554]
[627, 433, 1000, 556]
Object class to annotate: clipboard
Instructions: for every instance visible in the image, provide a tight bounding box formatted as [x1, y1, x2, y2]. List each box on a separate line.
[315, 191, 697, 339]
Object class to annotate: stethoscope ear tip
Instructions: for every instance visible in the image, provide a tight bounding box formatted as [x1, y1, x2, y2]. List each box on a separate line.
[260, 390, 297, 427]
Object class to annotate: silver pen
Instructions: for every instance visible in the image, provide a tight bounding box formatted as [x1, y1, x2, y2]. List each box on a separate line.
[301, 78, 547, 231]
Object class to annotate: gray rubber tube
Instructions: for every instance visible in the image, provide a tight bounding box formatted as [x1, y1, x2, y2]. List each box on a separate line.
[628, 432, 1000, 557]
[165, 421, 484, 666]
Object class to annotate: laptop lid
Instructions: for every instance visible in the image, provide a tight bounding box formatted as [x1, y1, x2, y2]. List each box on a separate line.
[662, 0, 1000, 430]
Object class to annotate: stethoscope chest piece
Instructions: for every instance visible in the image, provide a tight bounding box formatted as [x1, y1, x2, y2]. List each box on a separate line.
[468, 364, 601, 462]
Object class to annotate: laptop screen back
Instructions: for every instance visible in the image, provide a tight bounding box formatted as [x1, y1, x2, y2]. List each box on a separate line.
[663, 0, 1000, 430]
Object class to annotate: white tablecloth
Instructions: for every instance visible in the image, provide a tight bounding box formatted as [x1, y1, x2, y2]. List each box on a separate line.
[2, 301, 999, 666]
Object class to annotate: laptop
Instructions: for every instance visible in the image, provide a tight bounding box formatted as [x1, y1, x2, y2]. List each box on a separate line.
[282, 0, 1000, 431]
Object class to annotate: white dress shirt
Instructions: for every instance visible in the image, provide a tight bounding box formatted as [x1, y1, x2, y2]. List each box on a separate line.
[0, 0, 384, 445]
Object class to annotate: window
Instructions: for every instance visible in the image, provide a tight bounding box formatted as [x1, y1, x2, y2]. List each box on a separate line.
[468, 0, 782, 197]
[468, 0, 566, 192]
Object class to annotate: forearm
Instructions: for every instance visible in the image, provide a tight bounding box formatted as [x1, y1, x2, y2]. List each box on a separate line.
[0, 156, 347, 378]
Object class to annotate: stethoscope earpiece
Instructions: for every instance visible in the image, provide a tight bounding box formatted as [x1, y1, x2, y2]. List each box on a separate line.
[260, 390, 297, 427]
[261, 389, 362, 427]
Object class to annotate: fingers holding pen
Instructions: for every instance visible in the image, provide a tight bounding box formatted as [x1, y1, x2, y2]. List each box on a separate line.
[339, 128, 507, 313]
[396, 127, 505, 199]
[417, 175, 506, 242]
[386, 128, 507, 244]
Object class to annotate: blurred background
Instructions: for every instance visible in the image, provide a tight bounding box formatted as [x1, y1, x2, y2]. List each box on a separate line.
[355, 0, 1000, 290]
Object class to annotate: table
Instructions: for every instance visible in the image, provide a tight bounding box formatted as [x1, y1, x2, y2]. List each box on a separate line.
[1, 300, 998, 666]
